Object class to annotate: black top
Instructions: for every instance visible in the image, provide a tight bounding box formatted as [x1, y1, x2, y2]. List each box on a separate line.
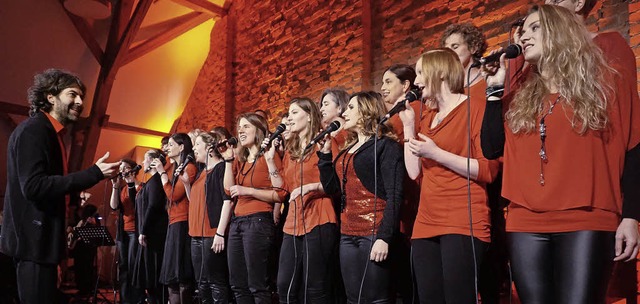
[317, 136, 403, 243]
[131, 173, 168, 249]
[204, 161, 232, 228]
[1, 112, 104, 264]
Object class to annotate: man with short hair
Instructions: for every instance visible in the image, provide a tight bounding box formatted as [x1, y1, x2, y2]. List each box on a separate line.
[0, 68, 120, 303]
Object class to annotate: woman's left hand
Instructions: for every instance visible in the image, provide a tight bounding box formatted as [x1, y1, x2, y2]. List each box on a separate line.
[614, 218, 640, 262]
[370, 239, 389, 262]
[229, 185, 250, 198]
[212, 235, 225, 253]
[407, 133, 441, 160]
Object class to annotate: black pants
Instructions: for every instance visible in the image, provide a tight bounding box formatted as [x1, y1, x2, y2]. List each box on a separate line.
[508, 231, 615, 304]
[119, 231, 143, 304]
[277, 223, 338, 304]
[191, 237, 230, 304]
[15, 260, 58, 304]
[340, 235, 391, 304]
[412, 234, 488, 304]
[227, 212, 275, 304]
[73, 241, 97, 294]
[390, 234, 415, 304]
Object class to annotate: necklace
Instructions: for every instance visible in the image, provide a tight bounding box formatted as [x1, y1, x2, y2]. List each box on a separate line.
[538, 95, 561, 186]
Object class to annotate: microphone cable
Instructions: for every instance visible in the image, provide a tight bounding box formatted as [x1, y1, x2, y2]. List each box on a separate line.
[466, 64, 480, 304]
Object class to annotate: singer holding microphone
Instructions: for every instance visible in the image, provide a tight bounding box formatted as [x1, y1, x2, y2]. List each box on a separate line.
[110, 159, 144, 303]
[263, 98, 338, 304]
[318, 91, 403, 303]
[153, 133, 198, 304]
[222, 113, 284, 304]
[481, 5, 640, 302]
[399, 48, 499, 303]
[134, 149, 169, 303]
[188, 130, 233, 303]
[319, 88, 350, 147]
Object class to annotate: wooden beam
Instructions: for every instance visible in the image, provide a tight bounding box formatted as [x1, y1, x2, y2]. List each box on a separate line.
[104, 121, 170, 138]
[169, 0, 227, 17]
[58, 0, 104, 64]
[0, 101, 30, 116]
[122, 12, 210, 66]
[71, 0, 153, 171]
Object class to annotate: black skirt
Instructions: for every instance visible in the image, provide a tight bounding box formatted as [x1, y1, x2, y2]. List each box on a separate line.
[159, 221, 193, 285]
[132, 227, 167, 289]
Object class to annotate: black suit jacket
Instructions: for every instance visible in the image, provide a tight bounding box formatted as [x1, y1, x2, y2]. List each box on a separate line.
[0, 112, 104, 264]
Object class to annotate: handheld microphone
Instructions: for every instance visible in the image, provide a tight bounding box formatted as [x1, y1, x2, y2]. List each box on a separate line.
[214, 137, 238, 149]
[259, 123, 287, 154]
[305, 121, 341, 150]
[379, 88, 422, 124]
[174, 154, 194, 177]
[470, 44, 522, 68]
[121, 164, 142, 177]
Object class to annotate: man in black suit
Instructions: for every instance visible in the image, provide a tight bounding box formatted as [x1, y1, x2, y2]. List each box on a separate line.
[0, 68, 120, 303]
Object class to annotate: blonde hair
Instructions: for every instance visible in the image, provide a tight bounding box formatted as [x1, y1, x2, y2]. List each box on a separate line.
[343, 91, 396, 150]
[419, 48, 465, 109]
[506, 5, 613, 134]
[285, 98, 322, 161]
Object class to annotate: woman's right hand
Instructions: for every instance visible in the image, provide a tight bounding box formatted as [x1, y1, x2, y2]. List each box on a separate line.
[482, 49, 507, 87]
[318, 134, 332, 154]
[110, 176, 123, 189]
[219, 143, 235, 160]
[264, 138, 279, 161]
[138, 234, 147, 246]
[398, 99, 416, 127]
[151, 158, 165, 174]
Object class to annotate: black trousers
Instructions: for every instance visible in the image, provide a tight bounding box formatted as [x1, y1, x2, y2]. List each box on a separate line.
[119, 231, 143, 304]
[390, 233, 416, 304]
[227, 212, 275, 304]
[508, 231, 615, 304]
[277, 223, 338, 304]
[340, 235, 391, 304]
[15, 260, 58, 304]
[412, 234, 488, 304]
[191, 236, 230, 304]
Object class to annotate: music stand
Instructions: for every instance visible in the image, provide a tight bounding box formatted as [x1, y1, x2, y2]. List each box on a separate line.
[75, 226, 115, 303]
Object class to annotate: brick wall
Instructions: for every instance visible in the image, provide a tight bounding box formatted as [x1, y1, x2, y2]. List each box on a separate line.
[176, 0, 635, 131]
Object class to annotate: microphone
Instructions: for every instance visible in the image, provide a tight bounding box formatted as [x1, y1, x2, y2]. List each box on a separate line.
[174, 154, 194, 177]
[379, 88, 422, 124]
[305, 121, 341, 150]
[470, 44, 522, 68]
[121, 164, 142, 177]
[214, 137, 238, 149]
[259, 123, 287, 154]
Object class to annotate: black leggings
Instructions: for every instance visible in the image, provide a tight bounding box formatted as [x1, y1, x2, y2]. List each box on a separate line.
[412, 234, 488, 304]
[508, 231, 615, 304]
[277, 223, 338, 304]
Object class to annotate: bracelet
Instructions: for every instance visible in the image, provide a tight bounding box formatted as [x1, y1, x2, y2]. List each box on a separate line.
[269, 170, 279, 177]
[486, 85, 505, 98]
[160, 172, 168, 176]
[215, 232, 224, 237]
[403, 138, 410, 143]
[224, 158, 234, 163]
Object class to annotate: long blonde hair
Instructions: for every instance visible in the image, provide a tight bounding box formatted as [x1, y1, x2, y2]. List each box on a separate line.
[285, 97, 322, 161]
[506, 5, 614, 134]
[343, 91, 396, 150]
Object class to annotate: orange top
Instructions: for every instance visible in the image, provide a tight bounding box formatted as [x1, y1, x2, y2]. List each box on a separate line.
[332, 129, 348, 151]
[163, 162, 197, 225]
[232, 156, 284, 217]
[279, 150, 337, 236]
[503, 71, 640, 232]
[189, 169, 217, 237]
[412, 95, 500, 243]
[120, 185, 140, 232]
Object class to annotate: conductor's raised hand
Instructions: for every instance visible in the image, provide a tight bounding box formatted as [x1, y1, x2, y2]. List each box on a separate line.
[96, 152, 121, 179]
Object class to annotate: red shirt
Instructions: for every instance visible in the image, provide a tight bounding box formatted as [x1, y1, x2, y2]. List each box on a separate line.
[232, 156, 285, 217]
[120, 186, 140, 232]
[163, 162, 197, 224]
[189, 168, 217, 237]
[412, 95, 499, 242]
[279, 150, 337, 236]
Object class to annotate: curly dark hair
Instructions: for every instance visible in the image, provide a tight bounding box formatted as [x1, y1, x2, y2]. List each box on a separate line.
[440, 23, 487, 58]
[27, 68, 86, 117]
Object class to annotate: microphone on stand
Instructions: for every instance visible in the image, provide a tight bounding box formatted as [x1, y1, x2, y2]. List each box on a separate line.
[470, 44, 523, 68]
[379, 88, 422, 124]
[305, 121, 341, 150]
[259, 123, 287, 154]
